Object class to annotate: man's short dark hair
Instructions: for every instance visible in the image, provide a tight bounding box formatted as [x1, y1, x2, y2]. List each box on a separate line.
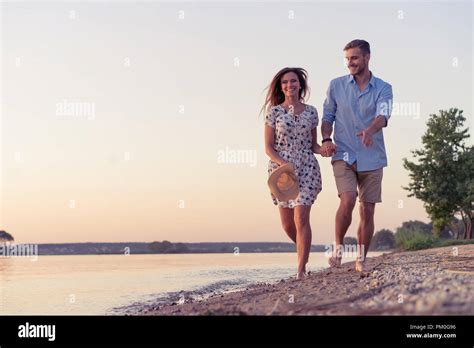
[344, 39, 371, 55]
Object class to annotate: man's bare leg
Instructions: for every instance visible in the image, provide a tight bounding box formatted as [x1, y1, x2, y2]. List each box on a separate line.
[355, 202, 375, 272]
[329, 192, 357, 267]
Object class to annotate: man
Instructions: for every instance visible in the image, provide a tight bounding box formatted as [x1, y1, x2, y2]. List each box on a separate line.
[321, 39, 393, 272]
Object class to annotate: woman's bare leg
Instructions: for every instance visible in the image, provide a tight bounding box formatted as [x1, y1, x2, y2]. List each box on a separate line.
[278, 207, 297, 243]
[294, 205, 312, 279]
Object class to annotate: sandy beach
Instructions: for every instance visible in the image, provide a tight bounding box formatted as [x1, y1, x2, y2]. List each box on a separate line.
[134, 245, 474, 315]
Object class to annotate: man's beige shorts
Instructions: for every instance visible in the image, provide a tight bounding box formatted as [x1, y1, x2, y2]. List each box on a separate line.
[332, 160, 383, 203]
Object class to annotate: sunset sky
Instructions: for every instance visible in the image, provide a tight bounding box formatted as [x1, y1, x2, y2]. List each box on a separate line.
[1, 1, 472, 244]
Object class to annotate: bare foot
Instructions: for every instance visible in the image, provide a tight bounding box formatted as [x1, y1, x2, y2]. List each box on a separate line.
[355, 260, 366, 273]
[329, 245, 343, 268]
[328, 256, 342, 268]
[296, 271, 309, 280]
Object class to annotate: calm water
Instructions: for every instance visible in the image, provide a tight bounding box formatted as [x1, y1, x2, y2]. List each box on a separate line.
[0, 252, 383, 315]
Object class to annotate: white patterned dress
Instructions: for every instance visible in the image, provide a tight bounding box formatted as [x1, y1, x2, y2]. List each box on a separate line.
[265, 104, 322, 208]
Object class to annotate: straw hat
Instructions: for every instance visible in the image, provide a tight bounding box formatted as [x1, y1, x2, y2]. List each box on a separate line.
[267, 163, 300, 201]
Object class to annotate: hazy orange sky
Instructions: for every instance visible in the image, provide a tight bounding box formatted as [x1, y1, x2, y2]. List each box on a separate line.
[1, 1, 472, 244]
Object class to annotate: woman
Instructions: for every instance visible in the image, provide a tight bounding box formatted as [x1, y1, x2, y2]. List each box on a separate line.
[262, 67, 324, 279]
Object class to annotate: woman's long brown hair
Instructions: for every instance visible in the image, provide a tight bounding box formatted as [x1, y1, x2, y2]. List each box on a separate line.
[260, 67, 310, 116]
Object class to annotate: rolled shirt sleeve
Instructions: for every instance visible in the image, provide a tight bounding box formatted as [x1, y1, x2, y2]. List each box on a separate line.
[375, 83, 393, 127]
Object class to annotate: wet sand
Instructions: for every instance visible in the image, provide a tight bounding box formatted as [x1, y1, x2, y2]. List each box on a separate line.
[134, 245, 474, 315]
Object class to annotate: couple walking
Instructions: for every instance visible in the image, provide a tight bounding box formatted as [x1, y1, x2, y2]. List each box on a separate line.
[263, 39, 393, 279]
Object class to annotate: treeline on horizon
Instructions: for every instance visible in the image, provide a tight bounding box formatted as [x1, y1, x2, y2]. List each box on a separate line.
[0, 240, 326, 255]
[0, 220, 472, 256]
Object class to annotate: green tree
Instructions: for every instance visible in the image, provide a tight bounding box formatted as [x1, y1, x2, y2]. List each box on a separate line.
[396, 220, 432, 235]
[455, 147, 473, 239]
[440, 217, 464, 239]
[403, 108, 473, 238]
[370, 229, 395, 251]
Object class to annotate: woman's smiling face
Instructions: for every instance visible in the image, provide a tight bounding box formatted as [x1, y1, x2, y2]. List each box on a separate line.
[280, 72, 300, 99]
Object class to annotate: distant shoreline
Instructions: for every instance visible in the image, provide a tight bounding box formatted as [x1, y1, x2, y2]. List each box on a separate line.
[0, 242, 393, 256]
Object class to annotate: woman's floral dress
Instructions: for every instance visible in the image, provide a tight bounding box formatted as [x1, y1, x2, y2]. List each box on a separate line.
[265, 104, 322, 208]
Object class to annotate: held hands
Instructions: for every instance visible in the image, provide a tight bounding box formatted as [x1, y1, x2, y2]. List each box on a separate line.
[316, 128, 373, 158]
[319, 141, 337, 157]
